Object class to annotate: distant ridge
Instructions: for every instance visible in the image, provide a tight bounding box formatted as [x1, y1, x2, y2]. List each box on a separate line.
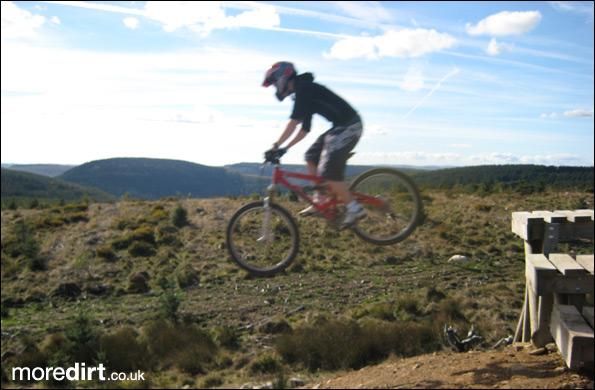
[1, 168, 114, 203]
[60, 158, 264, 199]
[4, 158, 591, 203]
[1, 164, 75, 177]
[413, 164, 593, 190]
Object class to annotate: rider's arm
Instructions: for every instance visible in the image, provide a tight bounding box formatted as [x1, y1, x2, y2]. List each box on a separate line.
[274, 119, 301, 149]
[285, 128, 308, 149]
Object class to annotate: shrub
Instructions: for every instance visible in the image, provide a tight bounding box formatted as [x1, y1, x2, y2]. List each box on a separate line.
[150, 205, 169, 223]
[96, 245, 117, 262]
[4, 220, 39, 259]
[112, 225, 156, 251]
[142, 320, 218, 374]
[276, 317, 440, 371]
[155, 225, 180, 246]
[213, 326, 241, 350]
[172, 205, 188, 228]
[159, 290, 181, 322]
[176, 263, 199, 289]
[250, 354, 283, 374]
[63, 309, 101, 364]
[128, 241, 156, 257]
[100, 327, 149, 372]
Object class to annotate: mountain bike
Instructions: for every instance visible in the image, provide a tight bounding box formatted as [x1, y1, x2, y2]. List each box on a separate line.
[226, 149, 423, 276]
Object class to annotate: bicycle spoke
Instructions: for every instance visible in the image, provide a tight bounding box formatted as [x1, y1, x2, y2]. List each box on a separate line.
[227, 202, 299, 276]
[350, 169, 421, 245]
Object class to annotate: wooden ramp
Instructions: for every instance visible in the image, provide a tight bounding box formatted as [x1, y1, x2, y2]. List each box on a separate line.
[512, 210, 594, 371]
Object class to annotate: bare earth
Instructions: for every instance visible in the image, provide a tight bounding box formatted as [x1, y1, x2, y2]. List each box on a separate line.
[306, 344, 594, 389]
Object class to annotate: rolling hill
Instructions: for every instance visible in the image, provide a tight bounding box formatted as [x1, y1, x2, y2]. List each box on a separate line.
[1, 164, 75, 177]
[1, 168, 114, 204]
[59, 158, 265, 199]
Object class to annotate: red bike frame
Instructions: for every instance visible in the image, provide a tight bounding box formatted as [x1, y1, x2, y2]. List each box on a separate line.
[270, 165, 385, 220]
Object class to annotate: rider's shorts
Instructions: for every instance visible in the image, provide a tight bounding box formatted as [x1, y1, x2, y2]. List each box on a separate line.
[305, 115, 362, 181]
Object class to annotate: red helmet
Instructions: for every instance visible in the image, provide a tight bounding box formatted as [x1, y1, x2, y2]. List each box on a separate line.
[262, 61, 296, 101]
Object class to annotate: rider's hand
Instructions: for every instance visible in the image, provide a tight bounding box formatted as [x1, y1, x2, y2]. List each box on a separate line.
[264, 147, 287, 162]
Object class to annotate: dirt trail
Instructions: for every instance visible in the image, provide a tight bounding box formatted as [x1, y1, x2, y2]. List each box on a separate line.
[306, 345, 594, 389]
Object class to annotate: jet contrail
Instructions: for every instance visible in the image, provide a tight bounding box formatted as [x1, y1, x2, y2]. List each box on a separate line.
[402, 67, 460, 119]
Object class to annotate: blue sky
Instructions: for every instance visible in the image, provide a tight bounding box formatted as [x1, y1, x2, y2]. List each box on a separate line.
[1, 1, 593, 167]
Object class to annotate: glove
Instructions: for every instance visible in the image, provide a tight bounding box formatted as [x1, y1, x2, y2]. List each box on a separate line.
[264, 147, 287, 163]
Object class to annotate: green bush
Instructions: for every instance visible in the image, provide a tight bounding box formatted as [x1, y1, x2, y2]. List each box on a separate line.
[172, 205, 188, 228]
[159, 290, 181, 322]
[63, 309, 101, 364]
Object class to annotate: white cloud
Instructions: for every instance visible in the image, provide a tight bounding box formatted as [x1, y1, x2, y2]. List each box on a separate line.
[486, 38, 514, 56]
[123, 17, 139, 30]
[466, 11, 542, 36]
[549, 1, 594, 22]
[1, 1, 46, 39]
[144, 1, 224, 33]
[48, 1, 280, 37]
[563, 108, 594, 117]
[333, 1, 393, 24]
[541, 108, 593, 118]
[325, 35, 379, 60]
[50, 16, 61, 25]
[486, 38, 501, 56]
[540, 112, 558, 119]
[399, 67, 425, 92]
[325, 28, 456, 60]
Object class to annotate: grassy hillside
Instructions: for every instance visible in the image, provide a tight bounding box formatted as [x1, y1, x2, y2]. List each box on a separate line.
[1, 188, 592, 388]
[1, 168, 114, 207]
[60, 158, 265, 199]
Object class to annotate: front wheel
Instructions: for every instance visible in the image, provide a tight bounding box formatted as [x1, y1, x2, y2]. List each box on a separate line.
[350, 168, 422, 245]
[226, 201, 299, 277]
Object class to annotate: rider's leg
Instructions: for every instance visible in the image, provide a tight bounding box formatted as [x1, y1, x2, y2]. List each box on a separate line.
[326, 180, 352, 204]
[300, 136, 326, 217]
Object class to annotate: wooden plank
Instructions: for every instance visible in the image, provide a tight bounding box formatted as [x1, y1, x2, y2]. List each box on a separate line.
[533, 294, 555, 347]
[575, 209, 594, 220]
[583, 306, 594, 328]
[554, 210, 594, 223]
[549, 304, 594, 370]
[576, 255, 594, 275]
[531, 211, 570, 223]
[549, 254, 586, 277]
[526, 254, 558, 295]
[512, 211, 540, 240]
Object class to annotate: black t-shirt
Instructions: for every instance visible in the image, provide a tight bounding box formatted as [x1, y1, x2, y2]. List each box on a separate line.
[290, 73, 357, 132]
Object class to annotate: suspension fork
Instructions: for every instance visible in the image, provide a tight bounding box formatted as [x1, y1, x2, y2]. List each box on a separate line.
[258, 165, 280, 243]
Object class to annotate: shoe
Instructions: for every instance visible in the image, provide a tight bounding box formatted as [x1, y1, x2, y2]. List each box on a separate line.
[341, 205, 366, 229]
[299, 205, 319, 217]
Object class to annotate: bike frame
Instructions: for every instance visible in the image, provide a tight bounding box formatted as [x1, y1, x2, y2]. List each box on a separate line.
[269, 164, 385, 221]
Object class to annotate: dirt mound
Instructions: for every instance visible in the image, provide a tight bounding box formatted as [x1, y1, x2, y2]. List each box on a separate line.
[308, 344, 594, 389]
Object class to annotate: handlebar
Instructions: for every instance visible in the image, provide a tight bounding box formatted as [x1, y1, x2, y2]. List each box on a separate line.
[264, 148, 286, 164]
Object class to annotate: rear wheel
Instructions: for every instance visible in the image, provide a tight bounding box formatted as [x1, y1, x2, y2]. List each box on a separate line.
[350, 168, 422, 245]
[226, 201, 299, 276]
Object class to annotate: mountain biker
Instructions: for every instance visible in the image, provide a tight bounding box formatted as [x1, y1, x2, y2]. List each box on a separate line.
[262, 61, 365, 228]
